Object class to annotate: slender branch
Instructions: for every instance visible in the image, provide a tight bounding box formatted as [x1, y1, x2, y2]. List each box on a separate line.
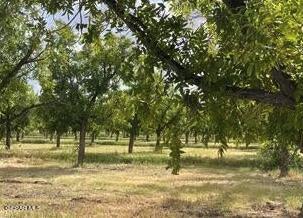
[0, 44, 35, 92]
[0, 102, 55, 125]
[49, 1, 84, 34]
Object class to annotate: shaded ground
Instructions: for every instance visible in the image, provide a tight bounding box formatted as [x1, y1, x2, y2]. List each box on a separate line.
[0, 143, 303, 217]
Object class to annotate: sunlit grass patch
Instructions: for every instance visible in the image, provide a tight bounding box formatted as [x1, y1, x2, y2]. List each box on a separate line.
[1, 141, 303, 217]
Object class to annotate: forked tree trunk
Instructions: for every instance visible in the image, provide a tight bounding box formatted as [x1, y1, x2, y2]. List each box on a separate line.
[155, 127, 162, 152]
[56, 133, 61, 148]
[5, 117, 11, 150]
[77, 119, 87, 166]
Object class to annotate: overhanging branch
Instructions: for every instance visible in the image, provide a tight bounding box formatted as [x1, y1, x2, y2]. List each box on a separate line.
[103, 0, 297, 109]
[226, 86, 295, 109]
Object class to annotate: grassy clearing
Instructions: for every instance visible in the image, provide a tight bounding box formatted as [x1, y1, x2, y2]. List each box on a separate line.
[0, 140, 302, 217]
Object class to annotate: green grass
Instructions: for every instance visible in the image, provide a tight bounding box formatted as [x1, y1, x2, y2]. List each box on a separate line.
[0, 139, 302, 217]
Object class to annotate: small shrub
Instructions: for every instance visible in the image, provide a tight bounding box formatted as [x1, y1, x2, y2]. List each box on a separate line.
[257, 142, 302, 172]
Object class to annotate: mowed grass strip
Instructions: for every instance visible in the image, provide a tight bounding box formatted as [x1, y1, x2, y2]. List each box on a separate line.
[0, 142, 302, 217]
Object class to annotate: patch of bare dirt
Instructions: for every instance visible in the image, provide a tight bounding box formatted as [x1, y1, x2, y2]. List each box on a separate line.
[249, 201, 297, 217]
[160, 198, 229, 217]
[70, 196, 106, 204]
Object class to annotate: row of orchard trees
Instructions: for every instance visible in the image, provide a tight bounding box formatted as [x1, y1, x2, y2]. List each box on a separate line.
[1, 0, 303, 176]
[0, 19, 262, 170]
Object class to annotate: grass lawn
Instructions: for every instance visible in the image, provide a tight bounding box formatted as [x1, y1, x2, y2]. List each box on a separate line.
[0, 139, 302, 217]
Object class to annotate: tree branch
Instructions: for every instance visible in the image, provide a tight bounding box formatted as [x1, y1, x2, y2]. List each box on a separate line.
[103, 0, 297, 109]
[226, 86, 295, 109]
[0, 102, 54, 125]
[271, 66, 296, 99]
[0, 44, 35, 92]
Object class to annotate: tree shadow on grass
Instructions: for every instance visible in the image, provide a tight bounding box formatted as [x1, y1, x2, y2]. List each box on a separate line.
[0, 166, 78, 179]
[82, 152, 259, 170]
[131, 180, 301, 217]
[159, 198, 229, 217]
[0, 149, 259, 170]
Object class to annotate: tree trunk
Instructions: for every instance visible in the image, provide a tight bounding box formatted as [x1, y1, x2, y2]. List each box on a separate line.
[202, 135, 209, 148]
[245, 141, 250, 149]
[77, 119, 87, 166]
[91, 132, 95, 144]
[146, 134, 149, 142]
[128, 132, 135, 153]
[115, 131, 119, 142]
[5, 117, 11, 150]
[21, 131, 24, 139]
[185, 131, 189, 145]
[16, 130, 20, 142]
[299, 203, 303, 218]
[56, 133, 61, 148]
[128, 114, 138, 154]
[45, 132, 48, 139]
[194, 131, 198, 144]
[235, 139, 240, 148]
[50, 133, 54, 142]
[299, 132, 303, 154]
[155, 127, 162, 152]
[279, 145, 290, 177]
[74, 131, 78, 141]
